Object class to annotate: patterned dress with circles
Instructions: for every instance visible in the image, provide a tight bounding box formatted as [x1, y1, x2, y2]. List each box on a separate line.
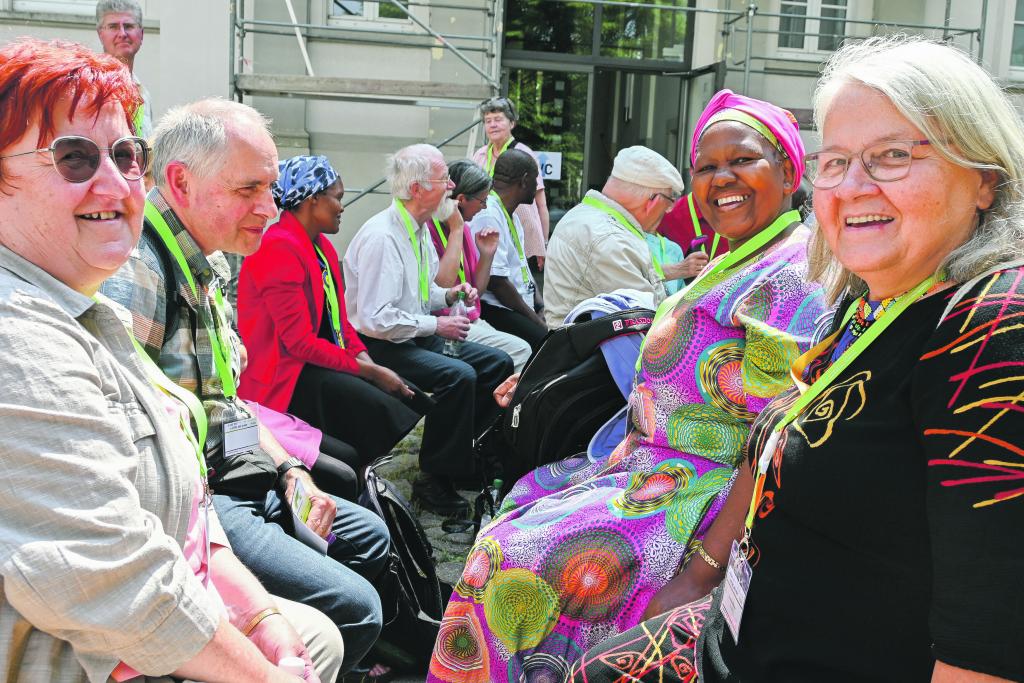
[427, 225, 827, 682]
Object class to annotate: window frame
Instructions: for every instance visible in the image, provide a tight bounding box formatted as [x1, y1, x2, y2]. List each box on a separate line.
[11, 0, 95, 13]
[1009, 1, 1024, 77]
[327, 0, 425, 33]
[772, 0, 852, 60]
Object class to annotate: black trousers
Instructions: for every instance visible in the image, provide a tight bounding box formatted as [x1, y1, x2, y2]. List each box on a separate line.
[288, 364, 422, 470]
[360, 334, 513, 479]
[480, 301, 547, 352]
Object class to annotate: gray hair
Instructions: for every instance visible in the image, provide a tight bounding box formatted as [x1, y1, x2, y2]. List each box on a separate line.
[386, 143, 443, 200]
[479, 96, 517, 123]
[151, 99, 272, 189]
[810, 34, 1024, 302]
[449, 159, 491, 199]
[96, 0, 143, 27]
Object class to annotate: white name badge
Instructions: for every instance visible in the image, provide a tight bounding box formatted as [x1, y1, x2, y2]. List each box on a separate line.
[223, 417, 259, 460]
[721, 539, 753, 644]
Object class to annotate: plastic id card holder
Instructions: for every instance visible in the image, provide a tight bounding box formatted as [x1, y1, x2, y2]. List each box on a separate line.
[223, 416, 259, 460]
[721, 539, 753, 644]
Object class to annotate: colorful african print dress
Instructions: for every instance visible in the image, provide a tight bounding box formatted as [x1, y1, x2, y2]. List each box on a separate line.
[427, 225, 828, 683]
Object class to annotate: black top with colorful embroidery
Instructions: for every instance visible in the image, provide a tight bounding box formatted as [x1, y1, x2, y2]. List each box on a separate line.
[700, 266, 1024, 682]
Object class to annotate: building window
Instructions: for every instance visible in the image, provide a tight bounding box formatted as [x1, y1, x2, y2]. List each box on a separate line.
[12, 0, 95, 13]
[778, 0, 848, 53]
[1012, 1, 1024, 68]
[330, 0, 410, 22]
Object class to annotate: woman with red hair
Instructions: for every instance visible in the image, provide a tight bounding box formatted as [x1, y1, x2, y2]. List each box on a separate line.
[0, 38, 339, 682]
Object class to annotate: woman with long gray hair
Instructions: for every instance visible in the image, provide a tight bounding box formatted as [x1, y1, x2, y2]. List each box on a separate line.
[570, 35, 1024, 683]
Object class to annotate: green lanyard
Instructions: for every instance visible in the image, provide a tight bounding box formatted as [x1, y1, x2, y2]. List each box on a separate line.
[132, 105, 145, 137]
[432, 218, 466, 284]
[491, 192, 532, 285]
[394, 199, 430, 307]
[484, 137, 515, 176]
[636, 209, 801, 372]
[144, 201, 237, 398]
[313, 243, 345, 348]
[583, 195, 665, 279]
[741, 275, 937, 549]
[686, 193, 722, 260]
[98, 293, 209, 468]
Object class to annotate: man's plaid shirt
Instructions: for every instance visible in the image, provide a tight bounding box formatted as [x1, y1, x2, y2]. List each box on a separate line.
[99, 188, 253, 457]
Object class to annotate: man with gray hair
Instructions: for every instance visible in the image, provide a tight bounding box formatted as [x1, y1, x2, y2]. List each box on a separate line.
[101, 98, 389, 677]
[543, 146, 709, 326]
[344, 143, 513, 516]
[96, 0, 152, 137]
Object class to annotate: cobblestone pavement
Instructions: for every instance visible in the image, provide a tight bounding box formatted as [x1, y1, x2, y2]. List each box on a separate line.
[375, 422, 480, 585]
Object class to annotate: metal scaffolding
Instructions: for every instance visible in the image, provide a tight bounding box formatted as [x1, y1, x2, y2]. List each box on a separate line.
[228, 0, 502, 203]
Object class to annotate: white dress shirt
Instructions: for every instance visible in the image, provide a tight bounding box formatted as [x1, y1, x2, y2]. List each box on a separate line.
[344, 202, 449, 342]
[469, 193, 535, 309]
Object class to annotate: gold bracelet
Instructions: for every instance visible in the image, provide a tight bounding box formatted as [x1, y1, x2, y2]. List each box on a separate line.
[242, 607, 282, 636]
[693, 541, 724, 571]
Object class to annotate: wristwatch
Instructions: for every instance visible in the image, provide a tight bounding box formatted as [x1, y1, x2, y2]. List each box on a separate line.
[276, 456, 309, 479]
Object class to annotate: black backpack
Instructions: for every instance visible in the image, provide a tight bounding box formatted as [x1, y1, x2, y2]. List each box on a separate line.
[485, 307, 654, 496]
[359, 460, 449, 671]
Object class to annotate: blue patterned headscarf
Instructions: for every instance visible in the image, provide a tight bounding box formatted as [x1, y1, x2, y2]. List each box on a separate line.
[273, 155, 340, 211]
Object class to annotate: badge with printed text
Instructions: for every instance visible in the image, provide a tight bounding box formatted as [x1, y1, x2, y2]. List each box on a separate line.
[721, 539, 753, 643]
[223, 416, 259, 460]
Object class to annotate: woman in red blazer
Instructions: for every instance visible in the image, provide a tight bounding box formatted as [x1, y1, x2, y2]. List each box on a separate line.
[238, 155, 421, 477]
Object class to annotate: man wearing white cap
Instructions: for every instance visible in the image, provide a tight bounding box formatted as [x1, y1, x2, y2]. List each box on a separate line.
[543, 146, 708, 327]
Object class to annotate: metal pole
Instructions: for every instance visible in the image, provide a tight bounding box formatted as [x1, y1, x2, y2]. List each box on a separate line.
[943, 0, 951, 41]
[228, 0, 237, 100]
[742, 3, 755, 95]
[283, 0, 316, 76]
[384, 0, 500, 88]
[978, 0, 988, 64]
[344, 117, 484, 206]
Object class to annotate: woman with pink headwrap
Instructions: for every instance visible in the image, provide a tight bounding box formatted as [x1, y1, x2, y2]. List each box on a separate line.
[426, 90, 827, 683]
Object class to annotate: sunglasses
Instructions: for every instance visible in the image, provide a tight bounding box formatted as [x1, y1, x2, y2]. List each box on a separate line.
[0, 135, 150, 184]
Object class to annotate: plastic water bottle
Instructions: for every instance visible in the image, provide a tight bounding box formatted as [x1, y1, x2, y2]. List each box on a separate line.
[479, 478, 504, 528]
[443, 292, 469, 358]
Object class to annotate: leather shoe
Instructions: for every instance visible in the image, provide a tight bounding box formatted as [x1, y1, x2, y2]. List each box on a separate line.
[412, 473, 470, 517]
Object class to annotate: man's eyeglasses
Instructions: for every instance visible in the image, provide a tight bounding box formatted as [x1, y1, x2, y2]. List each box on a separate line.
[101, 21, 140, 32]
[0, 135, 150, 183]
[422, 174, 452, 187]
[804, 139, 931, 190]
[651, 191, 681, 205]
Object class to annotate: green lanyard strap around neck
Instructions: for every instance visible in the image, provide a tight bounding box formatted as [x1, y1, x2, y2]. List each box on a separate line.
[313, 243, 346, 348]
[741, 274, 938, 548]
[583, 195, 665, 279]
[686, 193, 721, 260]
[394, 199, 430, 307]
[491, 192, 532, 285]
[432, 218, 466, 285]
[635, 209, 802, 372]
[485, 137, 515, 176]
[98, 293, 209, 469]
[144, 200, 237, 398]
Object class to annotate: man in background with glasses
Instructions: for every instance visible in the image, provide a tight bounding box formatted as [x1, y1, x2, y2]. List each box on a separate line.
[543, 145, 703, 327]
[96, 0, 152, 137]
[344, 144, 514, 517]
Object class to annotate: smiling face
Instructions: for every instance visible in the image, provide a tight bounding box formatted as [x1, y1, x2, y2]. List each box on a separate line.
[0, 100, 145, 294]
[178, 126, 279, 256]
[483, 111, 515, 147]
[814, 84, 996, 298]
[310, 178, 345, 235]
[97, 11, 143, 65]
[690, 121, 795, 246]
